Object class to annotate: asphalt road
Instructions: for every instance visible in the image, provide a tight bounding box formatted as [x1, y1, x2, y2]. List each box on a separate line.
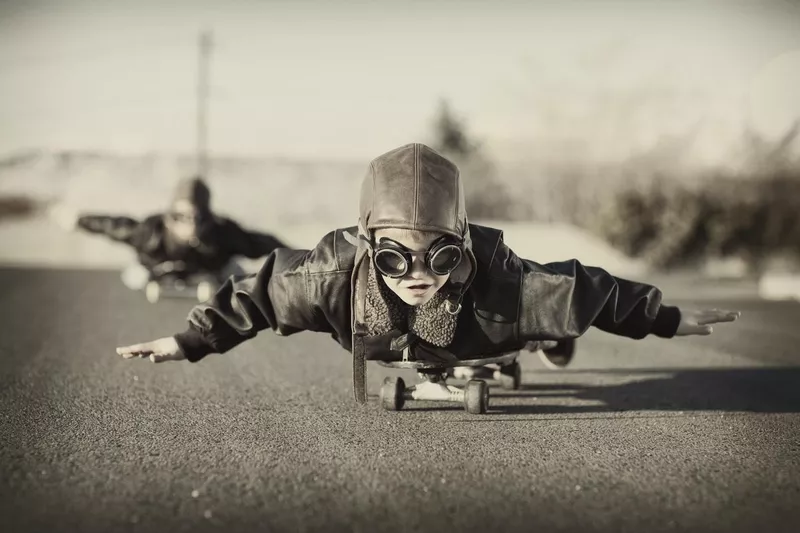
[2, 267, 799, 533]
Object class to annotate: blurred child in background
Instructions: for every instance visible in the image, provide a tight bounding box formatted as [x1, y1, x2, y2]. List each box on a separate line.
[51, 176, 289, 290]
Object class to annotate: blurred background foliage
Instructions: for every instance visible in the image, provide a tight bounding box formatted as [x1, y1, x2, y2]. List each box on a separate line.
[430, 99, 800, 273]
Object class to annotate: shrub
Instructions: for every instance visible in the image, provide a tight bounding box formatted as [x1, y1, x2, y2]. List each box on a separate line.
[594, 173, 800, 271]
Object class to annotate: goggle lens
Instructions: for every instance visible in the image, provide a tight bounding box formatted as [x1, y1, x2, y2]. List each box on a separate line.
[430, 245, 462, 275]
[374, 249, 408, 278]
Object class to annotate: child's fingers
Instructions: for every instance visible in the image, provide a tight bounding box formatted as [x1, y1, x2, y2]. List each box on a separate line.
[697, 310, 740, 325]
[117, 343, 147, 354]
[684, 324, 713, 335]
[116, 343, 154, 358]
[716, 311, 740, 323]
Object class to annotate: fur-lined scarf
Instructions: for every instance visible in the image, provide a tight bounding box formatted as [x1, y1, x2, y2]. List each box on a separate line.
[363, 264, 458, 347]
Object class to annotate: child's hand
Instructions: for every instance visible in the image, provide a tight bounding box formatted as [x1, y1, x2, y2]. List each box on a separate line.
[116, 337, 186, 363]
[675, 308, 741, 336]
[48, 204, 79, 231]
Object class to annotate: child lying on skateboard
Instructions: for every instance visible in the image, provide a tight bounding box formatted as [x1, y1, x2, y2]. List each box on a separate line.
[52, 176, 289, 290]
[116, 144, 740, 405]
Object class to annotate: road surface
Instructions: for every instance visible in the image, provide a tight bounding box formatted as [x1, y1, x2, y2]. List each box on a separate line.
[1, 267, 799, 533]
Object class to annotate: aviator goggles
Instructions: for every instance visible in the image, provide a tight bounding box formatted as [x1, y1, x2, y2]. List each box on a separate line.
[372, 236, 463, 278]
[167, 210, 209, 225]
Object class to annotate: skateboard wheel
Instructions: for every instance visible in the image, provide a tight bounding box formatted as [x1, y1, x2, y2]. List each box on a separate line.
[145, 281, 160, 303]
[380, 377, 405, 411]
[197, 281, 213, 302]
[464, 380, 489, 414]
[497, 361, 522, 390]
[540, 338, 576, 369]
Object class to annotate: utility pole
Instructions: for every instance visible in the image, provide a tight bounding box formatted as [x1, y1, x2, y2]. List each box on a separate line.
[196, 29, 213, 177]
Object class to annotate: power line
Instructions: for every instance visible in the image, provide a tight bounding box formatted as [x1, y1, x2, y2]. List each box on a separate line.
[196, 29, 213, 178]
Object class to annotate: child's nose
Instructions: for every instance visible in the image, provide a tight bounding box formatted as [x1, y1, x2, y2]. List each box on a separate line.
[408, 255, 428, 276]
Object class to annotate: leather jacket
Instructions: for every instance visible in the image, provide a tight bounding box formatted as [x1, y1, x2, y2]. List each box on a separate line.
[174, 224, 680, 401]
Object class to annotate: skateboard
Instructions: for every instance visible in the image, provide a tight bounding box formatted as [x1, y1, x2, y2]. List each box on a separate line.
[144, 277, 218, 303]
[377, 352, 520, 415]
[143, 261, 220, 303]
[377, 339, 577, 414]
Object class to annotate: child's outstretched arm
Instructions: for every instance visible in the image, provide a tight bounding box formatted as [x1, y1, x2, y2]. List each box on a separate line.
[116, 246, 331, 363]
[222, 219, 290, 259]
[48, 204, 141, 244]
[76, 215, 140, 244]
[518, 258, 739, 341]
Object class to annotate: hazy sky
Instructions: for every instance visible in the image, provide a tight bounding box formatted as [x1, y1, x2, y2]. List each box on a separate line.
[1, 0, 798, 162]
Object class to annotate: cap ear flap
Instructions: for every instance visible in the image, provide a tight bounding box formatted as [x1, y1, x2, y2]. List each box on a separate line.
[445, 225, 476, 295]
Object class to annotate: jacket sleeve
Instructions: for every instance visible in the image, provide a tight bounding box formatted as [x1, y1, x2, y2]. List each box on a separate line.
[517, 258, 681, 341]
[173, 247, 331, 362]
[76, 215, 140, 244]
[223, 219, 290, 259]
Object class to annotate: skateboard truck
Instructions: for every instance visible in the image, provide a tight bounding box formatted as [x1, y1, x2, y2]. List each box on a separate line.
[449, 363, 522, 390]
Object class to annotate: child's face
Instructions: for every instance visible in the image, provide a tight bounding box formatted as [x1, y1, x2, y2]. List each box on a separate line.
[165, 199, 206, 242]
[373, 228, 452, 306]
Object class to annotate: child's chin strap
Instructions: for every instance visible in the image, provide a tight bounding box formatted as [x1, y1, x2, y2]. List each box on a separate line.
[350, 218, 372, 405]
[444, 289, 464, 315]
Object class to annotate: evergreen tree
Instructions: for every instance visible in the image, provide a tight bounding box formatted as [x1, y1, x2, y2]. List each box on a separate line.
[429, 99, 511, 219]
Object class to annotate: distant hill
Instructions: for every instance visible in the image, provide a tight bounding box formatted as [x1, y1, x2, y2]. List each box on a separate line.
[0, 149, 368, 229]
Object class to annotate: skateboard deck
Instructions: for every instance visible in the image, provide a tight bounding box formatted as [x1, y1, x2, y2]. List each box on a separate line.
[143, 273, 219, 303]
